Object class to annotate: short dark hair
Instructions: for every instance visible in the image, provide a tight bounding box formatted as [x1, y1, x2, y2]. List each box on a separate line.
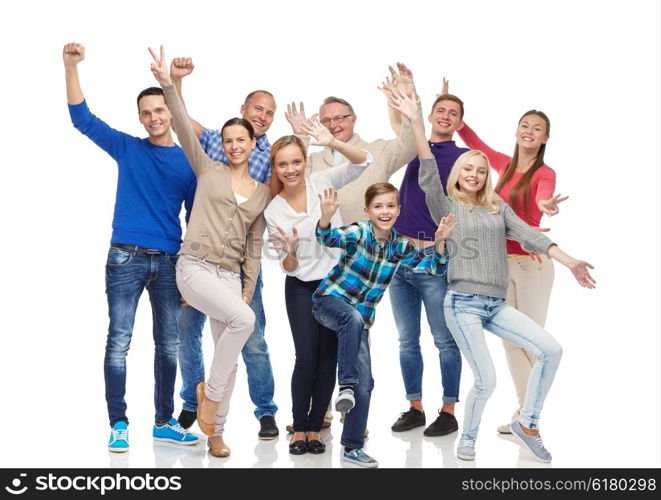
[430, 93, 465, 119]
[244, 90, 275, 106]
[221, 117, 255, 140]
[136, 87, 165, 110]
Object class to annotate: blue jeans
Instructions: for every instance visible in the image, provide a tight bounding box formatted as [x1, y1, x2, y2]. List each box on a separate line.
[104, 246, 181, 426]
[312, 295, 373, 449]
[444, 290, 562, 441]
[389, 266, 461, 403]
[178, 270, 277, 420]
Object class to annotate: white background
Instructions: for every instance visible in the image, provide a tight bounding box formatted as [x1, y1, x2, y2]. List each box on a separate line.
[0, 0, 659, 469]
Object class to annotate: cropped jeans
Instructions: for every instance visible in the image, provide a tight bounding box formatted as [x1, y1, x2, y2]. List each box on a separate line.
[444, 290, 562, 441]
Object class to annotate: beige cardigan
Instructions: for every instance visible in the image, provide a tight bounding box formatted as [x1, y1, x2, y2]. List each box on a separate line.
[163, 85, 271, 301]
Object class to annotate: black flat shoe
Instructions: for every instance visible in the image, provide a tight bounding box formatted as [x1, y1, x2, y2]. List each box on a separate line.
[307, 439, 325, 454]
[289, 439, 307, 455]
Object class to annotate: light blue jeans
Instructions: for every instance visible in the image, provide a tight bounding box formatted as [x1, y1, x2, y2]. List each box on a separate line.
[389, 266, 461, 403]
[444, 290, 562, 441]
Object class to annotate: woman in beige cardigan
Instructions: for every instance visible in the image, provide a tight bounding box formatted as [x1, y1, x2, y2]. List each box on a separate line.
[150, 46, 271, 457]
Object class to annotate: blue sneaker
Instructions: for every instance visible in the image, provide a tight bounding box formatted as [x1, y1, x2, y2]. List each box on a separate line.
[153, 418, 199, 446]
[510, 421, 552, 462]
[108, 421, 129, 453]
[342, 448, 378, 468]
[456, 438, 476, 461]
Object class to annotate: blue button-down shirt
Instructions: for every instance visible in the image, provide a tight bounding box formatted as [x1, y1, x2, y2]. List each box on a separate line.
[312, 221, 447, 328]
[199, 127, 272, 182]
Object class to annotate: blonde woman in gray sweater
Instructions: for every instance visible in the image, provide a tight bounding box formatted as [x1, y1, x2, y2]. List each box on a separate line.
[389, 89, 595, 463]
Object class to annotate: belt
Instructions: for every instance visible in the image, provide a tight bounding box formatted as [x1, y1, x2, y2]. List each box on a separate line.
[112, 243, 166, 255]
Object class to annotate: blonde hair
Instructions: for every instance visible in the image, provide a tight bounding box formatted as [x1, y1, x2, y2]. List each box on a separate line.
[446, 150, 500, 214]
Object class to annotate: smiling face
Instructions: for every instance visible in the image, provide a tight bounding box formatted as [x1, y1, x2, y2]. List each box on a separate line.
[138, 94, 172, 140]
[516, 113, 549, 152]
[273, 143, 307, 190]
[240, 92, 276, 138]
[319, 102, 356, 144]
[457, 154, 488, 200]
[428, 98, 463, 141]
[364, 191, 401, 235]
[222, 125, 256, 166]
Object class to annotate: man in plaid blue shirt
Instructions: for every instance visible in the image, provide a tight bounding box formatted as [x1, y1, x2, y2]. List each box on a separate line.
[169, 57, 280, 440]
[311, 183, 455, 468]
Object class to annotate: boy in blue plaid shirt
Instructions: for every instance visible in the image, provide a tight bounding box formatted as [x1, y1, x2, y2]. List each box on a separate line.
[311, 182, 456, 467]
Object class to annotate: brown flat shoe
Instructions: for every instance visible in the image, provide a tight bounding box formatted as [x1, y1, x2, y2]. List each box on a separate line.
[196, 382, 217, 437]
[207, 436, 230, 457]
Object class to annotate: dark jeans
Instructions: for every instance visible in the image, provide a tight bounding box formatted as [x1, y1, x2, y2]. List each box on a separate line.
[104, 246, 180, 426]
[312, 295, 373, 449]
[285, 276, 337, 432]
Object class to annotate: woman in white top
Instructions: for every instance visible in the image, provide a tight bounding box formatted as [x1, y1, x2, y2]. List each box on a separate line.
[265, 122, 371, 455]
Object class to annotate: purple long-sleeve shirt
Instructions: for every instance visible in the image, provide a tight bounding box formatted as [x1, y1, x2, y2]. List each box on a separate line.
[394, 140, 469, 241]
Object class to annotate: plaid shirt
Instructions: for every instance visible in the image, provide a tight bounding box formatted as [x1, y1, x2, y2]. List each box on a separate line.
[313, 221, 447, 328]
[199, 127, 272, 183]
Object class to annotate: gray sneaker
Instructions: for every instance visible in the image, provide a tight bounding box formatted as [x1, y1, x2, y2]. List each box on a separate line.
[342, 448, 378, 468]
[456, 438, 476, 460]
[510, 422, 552, 462]
[334, 388, 355, 413]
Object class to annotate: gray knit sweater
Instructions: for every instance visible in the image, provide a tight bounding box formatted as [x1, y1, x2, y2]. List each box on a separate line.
[418, 158, 554, 299]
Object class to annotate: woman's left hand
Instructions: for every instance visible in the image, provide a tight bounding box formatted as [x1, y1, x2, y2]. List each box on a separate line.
[301, 115, 333, 146]
[570, 260, 596, 289]
[538, 194, 569, 216]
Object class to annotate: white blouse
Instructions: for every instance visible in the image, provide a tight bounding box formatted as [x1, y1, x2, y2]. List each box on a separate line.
[264, 152, 372, 282]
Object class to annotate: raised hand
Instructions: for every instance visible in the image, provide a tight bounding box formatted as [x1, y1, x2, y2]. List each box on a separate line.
[170, 57, 194, 80]
[300, 116, 333, 146]
[377, 72, 397, 100]
[148, 45, 173, 86]
[394, 62, 416, 98]
[388, 87, 419, 121]
[63, 42, 85, 67]
[435, 213, 457, 241]
[436, 77, 450, 97]
[318, 188, 340, 219]
[267, 226, 299, 255]
[538, 194, 569, 216]
[285, 101, 308, 134]
[569, 260, 596, 289]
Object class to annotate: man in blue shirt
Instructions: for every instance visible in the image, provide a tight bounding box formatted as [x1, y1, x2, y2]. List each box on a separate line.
[64, 42, 199, 452]
[169, 57, 279, 440]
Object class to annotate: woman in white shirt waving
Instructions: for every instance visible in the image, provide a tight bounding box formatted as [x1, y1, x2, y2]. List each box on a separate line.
[265, 120, 371, 455]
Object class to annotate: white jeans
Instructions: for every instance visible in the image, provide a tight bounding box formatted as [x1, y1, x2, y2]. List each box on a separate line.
[176, 255, 255, 435]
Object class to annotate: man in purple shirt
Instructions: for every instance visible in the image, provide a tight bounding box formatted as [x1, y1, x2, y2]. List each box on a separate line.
[383, 68, 467, 436]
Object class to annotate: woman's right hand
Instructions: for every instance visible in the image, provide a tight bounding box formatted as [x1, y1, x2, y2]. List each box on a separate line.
[148, 45, 173, 86]
[387, 88, 419, 121]
[267, 226, 299, 256]
[301, 116, 333, 146]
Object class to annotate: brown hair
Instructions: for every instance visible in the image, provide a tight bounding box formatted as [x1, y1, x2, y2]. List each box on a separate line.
[494, 110, 551, 214]
[430, 93, 465, 119]
[364, 182, 399, 207]
[221, 117, 255, 140]
[320, 96, 355, 116]
[269, 135, 307, 167]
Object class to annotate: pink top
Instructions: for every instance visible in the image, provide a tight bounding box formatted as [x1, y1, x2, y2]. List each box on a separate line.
[458, 123, 556, 255]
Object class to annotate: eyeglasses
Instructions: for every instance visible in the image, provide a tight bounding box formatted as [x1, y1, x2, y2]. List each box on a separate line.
[320, 114, 353, 127]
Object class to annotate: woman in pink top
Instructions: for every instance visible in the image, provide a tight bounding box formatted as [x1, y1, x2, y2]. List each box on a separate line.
[457, 106, 568, 434]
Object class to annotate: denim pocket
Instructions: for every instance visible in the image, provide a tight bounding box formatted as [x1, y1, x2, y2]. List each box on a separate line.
[168, 254, 179, 267]
[107, 247, 132, 267]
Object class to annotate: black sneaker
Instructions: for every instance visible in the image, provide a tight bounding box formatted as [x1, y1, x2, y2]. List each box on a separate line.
[423, 411, 458, 436]
[391, 407, 426, 432]
[258, 416, 279, 440]
[177, 409, 197, 430]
